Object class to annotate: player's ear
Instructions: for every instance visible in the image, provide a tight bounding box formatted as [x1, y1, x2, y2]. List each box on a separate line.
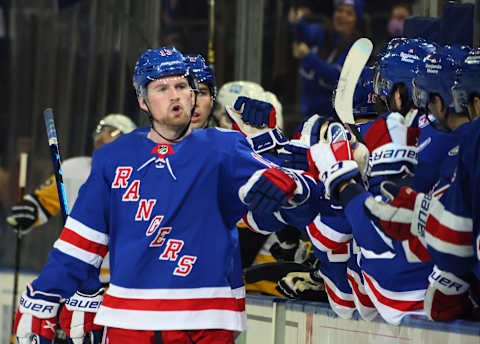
[138, 97, 149, 112]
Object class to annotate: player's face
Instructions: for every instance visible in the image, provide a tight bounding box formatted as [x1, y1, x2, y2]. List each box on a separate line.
[333, 5, 356, 37]
[191, 83, 213, 129]
[139, 76, 195, 130]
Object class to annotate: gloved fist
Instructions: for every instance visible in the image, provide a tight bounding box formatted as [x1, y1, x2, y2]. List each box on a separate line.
[14, 284, 61, 344]
[276, 269, 327, 301]
[278, 140, 309, 171]
[363, 181, 439, 241]
[226, 105, 287, 153]
[424, 266, 472, 321]
[307, 122, 360, 199]
[239, 168, 309, 213]
[6, 195, 40, 234]
[233, 96, 276, 128]
[364, 112, 420, 177]
[59, 289, 104, 344]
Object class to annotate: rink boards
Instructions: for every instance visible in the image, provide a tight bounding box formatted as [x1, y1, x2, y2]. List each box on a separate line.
[1, 271, 479, 344]
[238, 294, 480, 344]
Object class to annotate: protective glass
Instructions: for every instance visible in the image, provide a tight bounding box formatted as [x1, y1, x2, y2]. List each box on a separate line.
[373, 69, 393, 97]
[451, 84, 468, 113]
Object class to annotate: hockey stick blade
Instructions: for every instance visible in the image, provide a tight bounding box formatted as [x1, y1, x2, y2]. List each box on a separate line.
[334, 38, 373, 125]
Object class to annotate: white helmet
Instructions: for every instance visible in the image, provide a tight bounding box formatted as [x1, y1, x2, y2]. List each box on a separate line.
[216, 81, 265, 109]
[96, 113, 137, 135]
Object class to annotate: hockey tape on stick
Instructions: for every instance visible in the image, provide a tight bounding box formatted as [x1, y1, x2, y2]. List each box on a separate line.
[43, 108, 69, 223]
[334, 38, 373, 125]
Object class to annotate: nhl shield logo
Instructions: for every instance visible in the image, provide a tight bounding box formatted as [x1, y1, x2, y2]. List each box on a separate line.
[151, 143, 174, 159]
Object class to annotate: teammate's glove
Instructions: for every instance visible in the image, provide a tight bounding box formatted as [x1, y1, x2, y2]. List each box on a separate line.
[363, 181, 439, 242]
[59, 289, 104, 344]
[307, 122, 360, 200]
[6, 195, 42, 234]
[276, 269, 327, 301]
[233, 96, 277, 127]
[239, 168, 309, 213]
[364, 112, 420, 177]
[226, 105, 287, 153]
[14, 284, 61, 344]
[424, 266, 472, 321]
[278, 140, 309, 171]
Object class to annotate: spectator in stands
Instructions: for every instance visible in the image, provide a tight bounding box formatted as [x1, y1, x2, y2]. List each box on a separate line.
[387, 3, 412, 39]
[289, 0, 365, 117]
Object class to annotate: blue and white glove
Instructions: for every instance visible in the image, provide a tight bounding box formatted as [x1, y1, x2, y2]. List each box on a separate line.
[226, 103, 287, 153]
[239, 168, 310, 213]
[307, 122, 361, 200]
[278, 140, 310, 171]
[233, 96, 277, 127]
[59, 289, 104, 344]
[14, 284, 61, 344]
[278, 114, 335, 171]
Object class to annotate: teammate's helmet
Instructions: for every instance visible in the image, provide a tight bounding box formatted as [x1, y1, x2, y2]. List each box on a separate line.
[184, 54, 217, 101]
[353, 66, 376, 117]
[133, 46, 197, 98]
[412, 52, 458, 111]
[441, 44, 471, 66]
[373, 40, 433, 99]
[95, 114, 137, 136]
[452, 48, 480, 113]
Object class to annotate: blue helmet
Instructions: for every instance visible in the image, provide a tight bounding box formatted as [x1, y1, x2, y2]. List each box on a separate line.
[353, 66, 377, 117]
[184, 54, 217, 101]
[412, 52, 458, 111]
[452, 48, 480, 113]
[373, 40, 434, 99]
[133, 46, 197, 97]
[440, 44, 471, 66]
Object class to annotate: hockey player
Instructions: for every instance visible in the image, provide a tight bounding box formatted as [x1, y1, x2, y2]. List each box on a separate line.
[183, 54, 217, 129]
[13, 46, 318, 344]
[364, 48, 480, 321]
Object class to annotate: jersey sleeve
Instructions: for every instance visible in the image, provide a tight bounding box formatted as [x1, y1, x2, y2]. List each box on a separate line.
[33, 174, 61, 222]
[32, 150, 110, 297]
[425, 131, 478, 276]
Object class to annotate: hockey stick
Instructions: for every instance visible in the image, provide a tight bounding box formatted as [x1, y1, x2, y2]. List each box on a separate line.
[208, 0, 215, 68]
[334, 38, 373, 125]
[10, 152, 28, 344]
[43, 108, 69, 222]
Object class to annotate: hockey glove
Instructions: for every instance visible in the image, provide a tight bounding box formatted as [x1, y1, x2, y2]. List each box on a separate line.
[364, 112, 420, 177]
[233, 96, 277, 128]
[239, 168, 309, 213]
[6, 195, 42, 235]
[307, 122, 360, 200]
[226, 105, 287, 153]
[363, 181, 440, 242]
[14, 284, 61, 344]
[424, 266, 472, 321]
[278, 140, 310, 171]
[59, 289, 104, 344]
[276, 269, 327, 301]
[269, 239, 311, 264]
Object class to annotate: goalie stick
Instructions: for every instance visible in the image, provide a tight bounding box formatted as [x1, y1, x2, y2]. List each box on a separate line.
[334, 38, 373, 125]
[43, 108, 69, 222]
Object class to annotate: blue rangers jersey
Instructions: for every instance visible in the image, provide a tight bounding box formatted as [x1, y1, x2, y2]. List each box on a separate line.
[425, 118, 480, 280]
[32, 127, 296, 332]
